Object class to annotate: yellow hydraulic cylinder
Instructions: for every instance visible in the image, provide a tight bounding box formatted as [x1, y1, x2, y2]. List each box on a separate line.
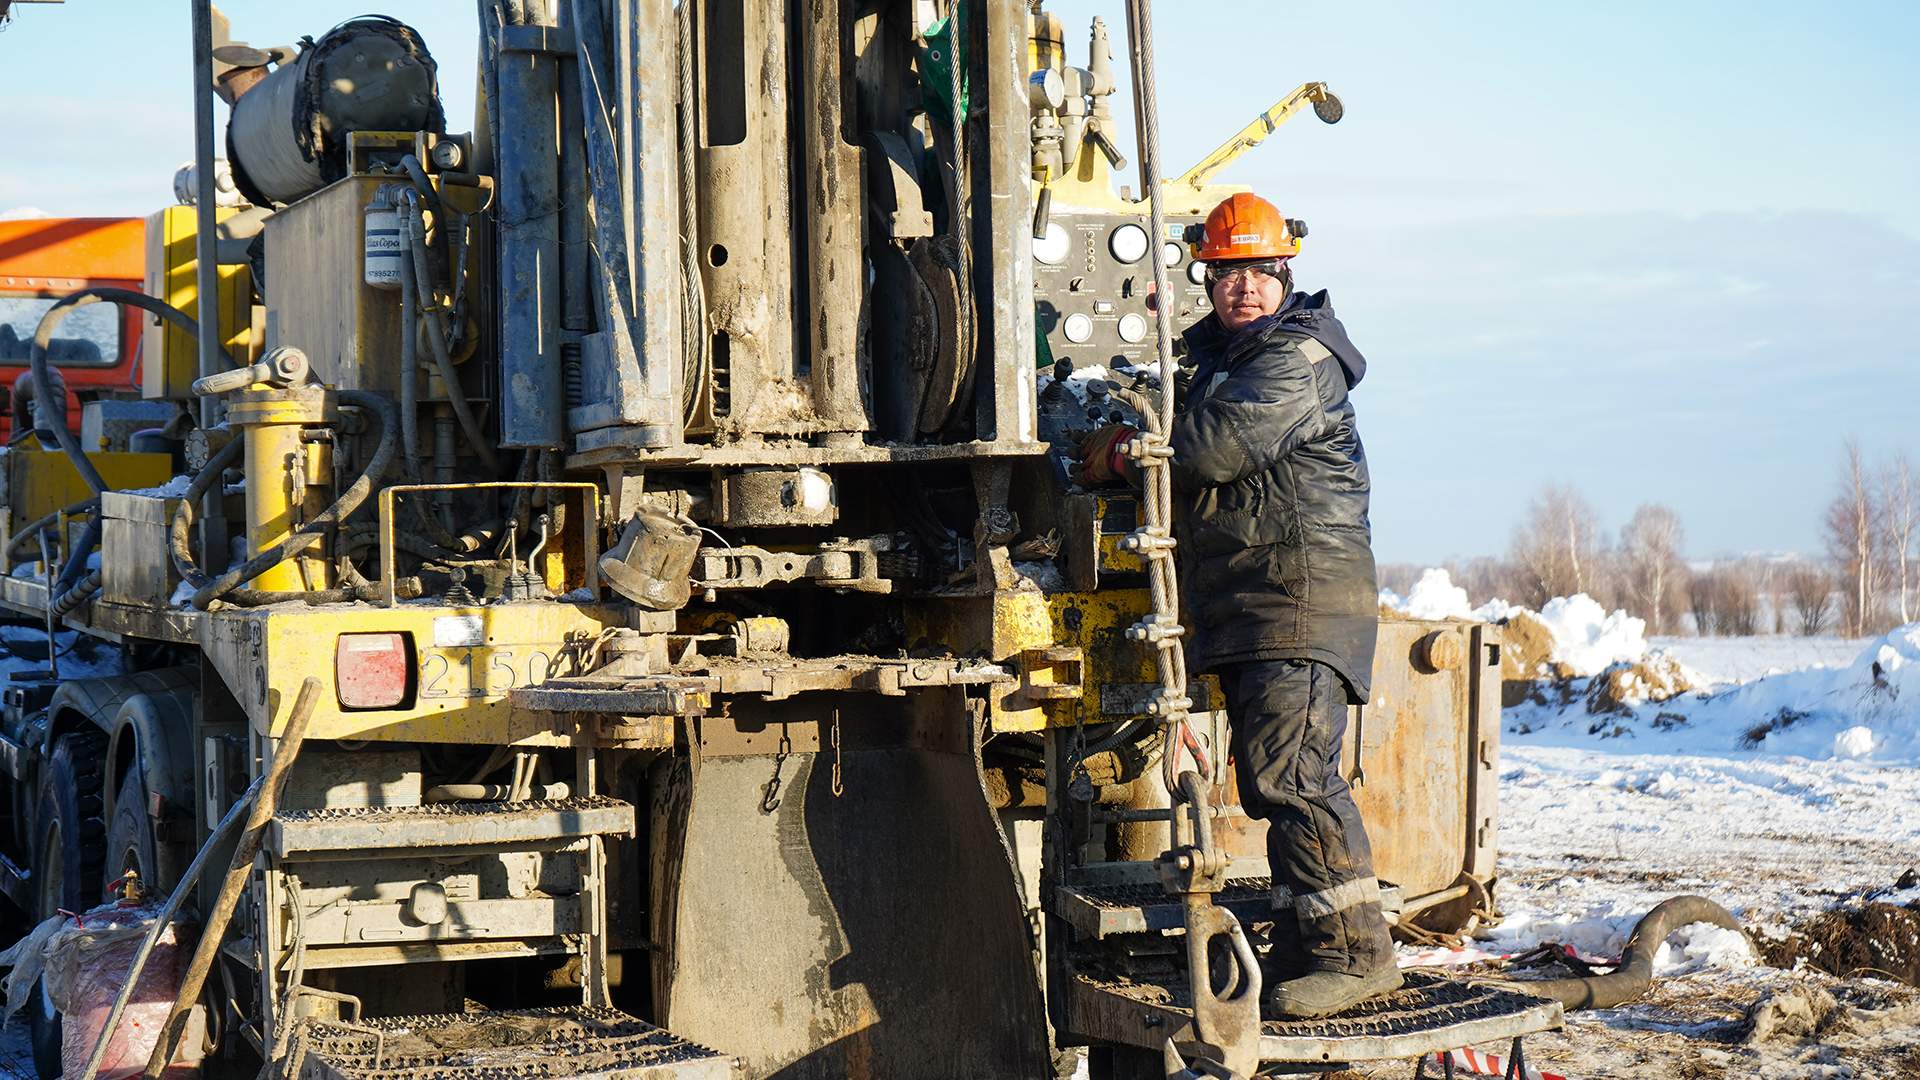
[224, 386, 336, 593]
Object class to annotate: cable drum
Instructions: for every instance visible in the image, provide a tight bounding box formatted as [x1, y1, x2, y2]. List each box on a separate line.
[226, 17, 445, 207]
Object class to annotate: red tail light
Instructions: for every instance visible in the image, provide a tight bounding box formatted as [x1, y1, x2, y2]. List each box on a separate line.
[335, 633, 412, 710]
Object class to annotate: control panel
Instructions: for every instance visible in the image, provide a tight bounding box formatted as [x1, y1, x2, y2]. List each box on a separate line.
[1033, 209, 1211, 373]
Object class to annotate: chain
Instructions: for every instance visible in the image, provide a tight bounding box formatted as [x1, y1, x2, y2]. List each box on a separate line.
[830, 709, 844, 798]
[760, 727, 793, 814]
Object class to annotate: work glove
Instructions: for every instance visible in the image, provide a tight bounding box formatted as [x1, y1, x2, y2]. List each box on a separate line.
[1076, 423, 1139, 486]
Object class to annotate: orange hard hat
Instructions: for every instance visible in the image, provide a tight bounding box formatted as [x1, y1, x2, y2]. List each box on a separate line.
[1191, 193, 1304, 262]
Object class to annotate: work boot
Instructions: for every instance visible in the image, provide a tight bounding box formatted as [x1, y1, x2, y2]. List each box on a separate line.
[1264, 964, 1403, 1020]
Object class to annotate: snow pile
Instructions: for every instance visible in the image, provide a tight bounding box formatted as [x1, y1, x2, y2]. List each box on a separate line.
[1379, 571, 1664, 680]
[1530, 594, 1650, 677]
[1378, 568, 1511, 621]
[1510, 623, 1920, 762]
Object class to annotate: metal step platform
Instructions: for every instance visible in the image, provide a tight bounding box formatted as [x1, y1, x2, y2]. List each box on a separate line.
[292, 1006, 736, 1080]
[1066, 969, 1563, 1068]
[269, 795, 636, 856]
[1056, 877, 1404, 940]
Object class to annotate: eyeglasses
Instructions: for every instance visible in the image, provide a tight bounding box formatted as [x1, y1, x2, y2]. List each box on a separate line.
[1205, 260, 1287, 288]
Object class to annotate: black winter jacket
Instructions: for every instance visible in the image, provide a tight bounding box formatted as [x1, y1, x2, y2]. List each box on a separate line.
[1170, 291, 1378, 702]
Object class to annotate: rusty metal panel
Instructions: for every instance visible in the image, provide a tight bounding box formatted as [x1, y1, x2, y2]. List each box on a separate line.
[1341, 618, 1476, 901]
[1467, 623, 1503, 879]
[100, 489, 183, 608]
[655, 743, 1048, 1078]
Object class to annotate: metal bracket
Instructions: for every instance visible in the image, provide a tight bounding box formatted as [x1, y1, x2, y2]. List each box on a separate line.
[499, 24, 577, 55]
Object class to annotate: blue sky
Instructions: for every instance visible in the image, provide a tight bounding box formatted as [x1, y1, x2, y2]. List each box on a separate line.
[4, 1, 1917, 564]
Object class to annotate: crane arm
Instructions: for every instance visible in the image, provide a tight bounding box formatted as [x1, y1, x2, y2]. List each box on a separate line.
[1171, 81, 1342, 191]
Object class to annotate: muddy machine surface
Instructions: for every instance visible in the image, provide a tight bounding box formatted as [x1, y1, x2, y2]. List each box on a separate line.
[0, 3, 1556, 1078]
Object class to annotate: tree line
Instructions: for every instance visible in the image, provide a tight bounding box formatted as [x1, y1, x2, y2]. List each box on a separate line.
[1381, 441, 1916, 638]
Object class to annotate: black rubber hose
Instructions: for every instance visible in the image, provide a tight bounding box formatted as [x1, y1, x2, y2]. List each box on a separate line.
[170, 391, 399, 608]
[1501, 895, 1746, 1011]
[6, 497, 100, 564]
[50, 570, 103, 618]
[30, 287, 237, 497]
[400, 190, 499, 474]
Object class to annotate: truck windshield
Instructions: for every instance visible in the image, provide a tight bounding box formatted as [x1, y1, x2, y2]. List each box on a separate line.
[0, 295, 119, 366]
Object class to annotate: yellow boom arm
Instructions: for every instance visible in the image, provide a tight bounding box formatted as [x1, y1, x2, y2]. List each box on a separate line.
[1171, 81, 1343, 191]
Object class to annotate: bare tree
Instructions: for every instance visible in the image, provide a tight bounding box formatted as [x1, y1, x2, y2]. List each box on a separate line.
[1884, 454, 1917, 626]
[1825, 441, 1883, 636]
[1510, 483, 1602, 607]
[1787, 566, 1834, 636]
[1619, 504, 1685, 634]
[1714, 567, 1760, 636]
[1686, 570, 1718, 636]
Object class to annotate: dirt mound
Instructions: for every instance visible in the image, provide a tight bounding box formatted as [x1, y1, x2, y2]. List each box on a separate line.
[1587, 653, 1697, 715]
[1499, 610, 1564, 706]
[1761, 903, 1920, 986]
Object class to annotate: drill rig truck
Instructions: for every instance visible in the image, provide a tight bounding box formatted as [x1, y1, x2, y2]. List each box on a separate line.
[0, 3, 1555, 1077]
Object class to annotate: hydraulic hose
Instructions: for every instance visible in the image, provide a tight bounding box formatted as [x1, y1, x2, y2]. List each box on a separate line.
[30, 288, 236, 497]
[400, 189, 499, 474]
[1499, 895, 1746, 1011]
[5, 497, 100, 565]
[50, 570, 103, 618]
[170, 390, 399, 608]
[29, 288, 238, 591]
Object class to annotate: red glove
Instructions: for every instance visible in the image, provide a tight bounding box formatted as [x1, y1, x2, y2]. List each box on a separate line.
[1077, 424, 1138, 485]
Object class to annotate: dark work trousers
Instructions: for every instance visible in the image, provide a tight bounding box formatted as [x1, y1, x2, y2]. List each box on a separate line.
[1220, 657, 1394, 977]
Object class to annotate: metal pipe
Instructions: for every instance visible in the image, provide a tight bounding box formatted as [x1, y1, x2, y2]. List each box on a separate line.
[190, 0, 229, 574]
[434, 409, 457, 531]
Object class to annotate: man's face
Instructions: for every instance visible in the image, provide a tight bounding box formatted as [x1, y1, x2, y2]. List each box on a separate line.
[1208, 259, 1289, 332]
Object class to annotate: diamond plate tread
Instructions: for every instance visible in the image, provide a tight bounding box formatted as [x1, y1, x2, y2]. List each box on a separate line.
[296, 1006, 735, 1080]
[1068, 970, 1562, 1064]
[270, 796, 636, 856]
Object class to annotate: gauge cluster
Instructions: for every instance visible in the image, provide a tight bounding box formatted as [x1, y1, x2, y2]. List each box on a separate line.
[1033, 209, 1211, 370]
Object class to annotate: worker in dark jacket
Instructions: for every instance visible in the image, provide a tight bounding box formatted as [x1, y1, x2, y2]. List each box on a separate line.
[1086, 193, 1397, 1018]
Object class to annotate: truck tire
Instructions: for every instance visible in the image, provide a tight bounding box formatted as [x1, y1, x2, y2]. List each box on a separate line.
[105, 762, 161, 898]
[29, 728, 108, 1080]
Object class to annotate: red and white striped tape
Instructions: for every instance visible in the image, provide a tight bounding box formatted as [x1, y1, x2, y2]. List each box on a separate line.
[1431, 1047, 1570, 1080]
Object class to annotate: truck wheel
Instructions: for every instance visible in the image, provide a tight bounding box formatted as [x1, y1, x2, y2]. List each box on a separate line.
[105, 763, 161, 897]
[29, 729, 108, 1080]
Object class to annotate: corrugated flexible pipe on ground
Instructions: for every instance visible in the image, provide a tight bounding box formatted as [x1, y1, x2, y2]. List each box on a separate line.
[1499, 895, 1746, 1011]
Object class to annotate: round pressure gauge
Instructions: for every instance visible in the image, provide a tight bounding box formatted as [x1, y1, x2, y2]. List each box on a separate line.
[1117, 313, 1148, 344]
[1108, 223, 1150, 264]
[1063, 313, 1095, 344]
[1161, 241, 1184, 268]
[1187, 259, 1209, 286]
[1034, 221, 1071, 266]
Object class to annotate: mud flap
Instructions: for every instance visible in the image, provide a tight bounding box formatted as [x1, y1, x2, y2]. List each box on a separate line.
[653, 742, 1049, 1079]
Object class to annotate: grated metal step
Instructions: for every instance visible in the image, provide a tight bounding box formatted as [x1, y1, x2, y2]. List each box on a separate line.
[269, 796, 636, 856]
[293, 1005, 736, 1080]
[1066, 969, 1561, 1065]
[1055, 878, 1402, 940]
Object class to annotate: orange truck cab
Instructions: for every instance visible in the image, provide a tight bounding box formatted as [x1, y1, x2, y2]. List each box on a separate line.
[0, 216, 146, 443]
